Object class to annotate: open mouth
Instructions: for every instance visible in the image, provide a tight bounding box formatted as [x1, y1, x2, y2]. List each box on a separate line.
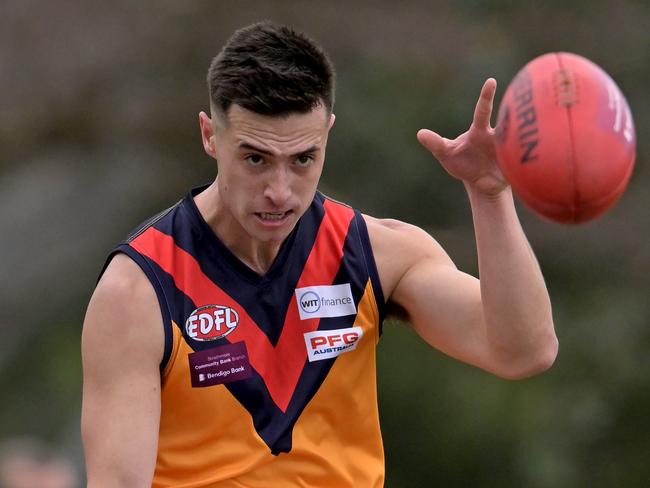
[254, 210, 293, 223]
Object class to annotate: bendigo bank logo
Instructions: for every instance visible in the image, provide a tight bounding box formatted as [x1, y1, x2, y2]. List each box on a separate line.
[304, 326, 363, 362]
[185, 304, 239, 341]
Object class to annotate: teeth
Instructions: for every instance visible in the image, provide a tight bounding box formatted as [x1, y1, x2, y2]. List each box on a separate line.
[259, 212, 286, 221]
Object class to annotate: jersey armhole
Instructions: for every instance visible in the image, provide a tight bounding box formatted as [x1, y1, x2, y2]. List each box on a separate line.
[99, 246, 174, 373]
[353, 211, 386, 337]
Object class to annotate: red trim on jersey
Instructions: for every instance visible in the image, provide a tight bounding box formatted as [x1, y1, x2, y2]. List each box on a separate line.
[130, 199, 353, 412]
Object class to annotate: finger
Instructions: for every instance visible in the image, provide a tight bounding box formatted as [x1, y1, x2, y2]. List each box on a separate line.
[417, 129, 449, 161]
[473, 78, 497, 129]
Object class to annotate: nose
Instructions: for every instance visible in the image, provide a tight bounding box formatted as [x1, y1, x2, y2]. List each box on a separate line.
[263, 165, 292, 207]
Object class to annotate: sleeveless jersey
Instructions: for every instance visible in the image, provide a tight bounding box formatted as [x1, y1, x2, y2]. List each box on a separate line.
[105, 186, 386, 487]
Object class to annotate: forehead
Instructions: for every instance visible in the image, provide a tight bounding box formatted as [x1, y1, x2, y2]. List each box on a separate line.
[217, 105, 330, 150]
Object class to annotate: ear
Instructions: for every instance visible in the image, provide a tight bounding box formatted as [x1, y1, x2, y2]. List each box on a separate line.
[328, 113, 336, 130]
[199, 111, 217, 158]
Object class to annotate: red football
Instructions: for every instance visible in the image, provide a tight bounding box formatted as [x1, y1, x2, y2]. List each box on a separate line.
[494, 52, 636, 224]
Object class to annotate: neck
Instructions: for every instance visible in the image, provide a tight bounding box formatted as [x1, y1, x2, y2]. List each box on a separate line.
[194, 183, 284, 275]
[229, 240, 282, 275]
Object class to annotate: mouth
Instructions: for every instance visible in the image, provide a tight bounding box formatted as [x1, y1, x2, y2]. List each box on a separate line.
[254, 210, 294, 225]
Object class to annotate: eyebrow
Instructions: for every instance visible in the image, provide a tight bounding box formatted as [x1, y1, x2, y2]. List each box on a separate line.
[238, 142, 319, 158]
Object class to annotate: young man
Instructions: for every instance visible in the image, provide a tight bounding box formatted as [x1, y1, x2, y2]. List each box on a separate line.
[81, 22, 557, 487]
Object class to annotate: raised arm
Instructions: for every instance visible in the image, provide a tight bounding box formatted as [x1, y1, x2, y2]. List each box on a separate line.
[81, 254, 163, 487]
[368, 79, 558, 379]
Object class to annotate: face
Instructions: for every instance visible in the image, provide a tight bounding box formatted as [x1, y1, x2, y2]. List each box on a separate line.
[200, 104, 335, 245]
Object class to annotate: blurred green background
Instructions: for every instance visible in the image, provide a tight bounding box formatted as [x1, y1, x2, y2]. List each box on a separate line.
[1, 1, 648, 486]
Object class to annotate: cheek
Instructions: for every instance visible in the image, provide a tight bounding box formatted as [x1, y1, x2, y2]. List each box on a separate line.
[294, 173, 321, 205]
[304, 167, 323, 190]
[221, 172, 260, 205]
[303, 174, 319, 192]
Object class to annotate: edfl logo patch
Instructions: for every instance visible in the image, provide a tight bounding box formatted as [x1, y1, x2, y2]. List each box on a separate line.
[185, 304, 239, 341]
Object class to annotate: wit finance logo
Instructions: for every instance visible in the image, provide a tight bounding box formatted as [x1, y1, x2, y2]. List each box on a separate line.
[295, 284, 357, 320]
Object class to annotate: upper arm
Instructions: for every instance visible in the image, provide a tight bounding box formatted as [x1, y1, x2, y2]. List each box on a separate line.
[81, 253, 164, 488]
[365, 215, 491, 370]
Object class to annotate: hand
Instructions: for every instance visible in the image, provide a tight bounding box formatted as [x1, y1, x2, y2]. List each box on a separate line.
[417, 78, 508, 196]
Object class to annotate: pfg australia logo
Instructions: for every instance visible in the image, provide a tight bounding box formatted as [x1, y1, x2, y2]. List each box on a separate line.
[295, 284, 357, 320]
[185, 304, 239, 341]
[304, 327, 363, 362]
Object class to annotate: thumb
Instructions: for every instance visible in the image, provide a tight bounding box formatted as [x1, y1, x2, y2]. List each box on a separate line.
[417, 129, 449, 161]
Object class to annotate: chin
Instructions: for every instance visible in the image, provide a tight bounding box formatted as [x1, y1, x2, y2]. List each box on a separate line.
[245, 222, 291, 243]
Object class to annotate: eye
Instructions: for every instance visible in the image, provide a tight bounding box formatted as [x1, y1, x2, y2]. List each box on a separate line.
[295, 154, 314, 167]
[245, 154, 264, 166]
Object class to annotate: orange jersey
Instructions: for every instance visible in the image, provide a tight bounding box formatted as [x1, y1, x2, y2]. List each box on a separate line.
[106, 187, 386, 487]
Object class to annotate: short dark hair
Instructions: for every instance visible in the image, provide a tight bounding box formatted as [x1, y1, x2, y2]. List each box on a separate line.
[207, 22, 335, 119]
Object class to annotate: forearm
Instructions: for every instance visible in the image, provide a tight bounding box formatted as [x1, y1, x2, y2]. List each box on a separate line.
[82, 387, 160, 488]
[83, 419, 158, 488]
[466, 183, 557, 378]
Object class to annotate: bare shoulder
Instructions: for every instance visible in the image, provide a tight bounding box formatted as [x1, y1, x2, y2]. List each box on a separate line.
[364, 214, 440, 246]
[363, 214, 455, 301]
[82, 253, 164, 369]
[94, 252, 155, 298]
